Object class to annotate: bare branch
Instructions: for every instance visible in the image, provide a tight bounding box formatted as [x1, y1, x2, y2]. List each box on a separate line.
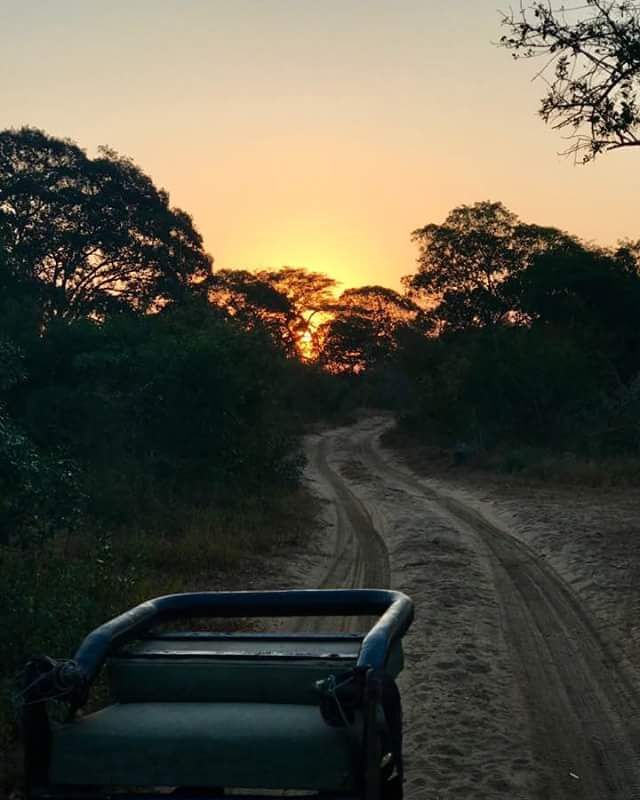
[500, 1, 640, 160]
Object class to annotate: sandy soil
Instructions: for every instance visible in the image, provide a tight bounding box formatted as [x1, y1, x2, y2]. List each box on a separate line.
[292, 417, 640, 800]
[11, 418, 638, 798]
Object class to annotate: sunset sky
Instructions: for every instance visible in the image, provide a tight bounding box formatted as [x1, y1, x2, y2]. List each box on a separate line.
[1, 0, 637, 291]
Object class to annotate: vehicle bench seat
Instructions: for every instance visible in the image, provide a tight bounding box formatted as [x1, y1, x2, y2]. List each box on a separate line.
[51, 634, 402, 792]
[50, 702, 361, 792]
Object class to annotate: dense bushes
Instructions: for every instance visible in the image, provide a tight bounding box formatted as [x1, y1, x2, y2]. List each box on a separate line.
[398, 327, 615, 452]
[396, 202, 640, 462]
[0, 340, 83, 545]
[0, 130, 312, 765]
[14, 304, 301, 523]
[0, 297, 308, 753]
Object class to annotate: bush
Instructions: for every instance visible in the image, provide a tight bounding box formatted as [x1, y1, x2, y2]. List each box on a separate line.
[10, 303, 303, 534]
[398, 326, 614, 452]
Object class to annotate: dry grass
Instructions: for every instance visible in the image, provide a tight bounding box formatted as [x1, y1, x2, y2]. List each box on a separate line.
[383, 425, 640, 488]
[0, 487, 319, 795]
[118, 489, 315, 586]
[514, 454, 640, 487]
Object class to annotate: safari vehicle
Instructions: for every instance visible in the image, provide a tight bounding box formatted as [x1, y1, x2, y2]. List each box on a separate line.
[22, 589, 414, 799]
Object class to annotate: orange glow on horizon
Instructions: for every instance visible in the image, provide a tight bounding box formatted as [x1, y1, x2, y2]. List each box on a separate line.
[2, 0, 637, 298]
[297, 329, 315, 360]
[214, 221, 398, 293]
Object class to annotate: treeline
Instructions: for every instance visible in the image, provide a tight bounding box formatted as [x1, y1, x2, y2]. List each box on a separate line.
[0, 128, 335, 750]
[0, 128, 319, 545]
[208, 201, 640, 471]
[1, 131, 637, 595]
[2, 126, 639, 760]
[395, 201, 640, 468]
[209, 200, 640, 468]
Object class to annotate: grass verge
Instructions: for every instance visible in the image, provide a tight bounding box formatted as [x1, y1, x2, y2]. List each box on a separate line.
[383, 425, 640, 488]
[0, 487, 317, 795]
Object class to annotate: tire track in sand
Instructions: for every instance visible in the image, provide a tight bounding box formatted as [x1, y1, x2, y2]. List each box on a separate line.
[290, 434, 389, 633]
[356, 422, 640, 799]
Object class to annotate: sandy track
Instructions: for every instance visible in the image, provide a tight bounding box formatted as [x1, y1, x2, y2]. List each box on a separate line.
[303, 419, 640, 799]
[289, 435, 389, 634]
[310, 436, 390, 591]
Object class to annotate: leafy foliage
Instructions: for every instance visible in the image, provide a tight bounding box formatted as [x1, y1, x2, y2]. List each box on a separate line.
[510, 245, 640, 379]
[407, 201, 575, 331]
[0, 127, 212, 325]
[399, 200, 640, 457]
[399, 327, 610, 449]
[0, 131, 310, 756]
[0, 340, 82, 544]
[12, 304, 302, 532]
[318, 285, 422, 373]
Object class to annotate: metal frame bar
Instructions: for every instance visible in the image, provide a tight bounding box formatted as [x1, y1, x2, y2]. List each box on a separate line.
[24, 589, 414, 800]
[71, 589, 413, 689]
[36, 794, 359, 800]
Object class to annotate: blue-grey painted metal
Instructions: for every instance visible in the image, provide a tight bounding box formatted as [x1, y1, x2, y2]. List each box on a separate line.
[72, 589, 414, 693]
[23, 589, 414, 799]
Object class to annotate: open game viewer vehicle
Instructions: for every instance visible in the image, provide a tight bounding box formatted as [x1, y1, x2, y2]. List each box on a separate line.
[22, 588, 414, 800]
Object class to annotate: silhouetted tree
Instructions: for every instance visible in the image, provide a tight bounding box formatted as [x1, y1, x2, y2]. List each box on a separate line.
[406, 201, 575, 331]
[399, 325, 610, 449]
[511, 244, 640, 379]
[318, 285, 421, 373]
[209, 269, 295, 353]
[209, 266, 337, 358]
[259, 267, 337, 357]
[500, 1, 640, 161]
[0, 127, 212, 324]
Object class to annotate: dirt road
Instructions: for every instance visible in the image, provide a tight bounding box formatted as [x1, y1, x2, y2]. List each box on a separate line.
[303, 418, 640, 799]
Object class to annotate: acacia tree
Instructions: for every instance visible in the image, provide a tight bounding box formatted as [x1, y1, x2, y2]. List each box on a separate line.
[318, 285, 421, 373]
[208, 269, 296, 354]
[209, 267, 337, 358]
[406, 201, 575, 332]
[500, 1, 640, 161]
[0, 127, 212, 324]
[258, 267, 337, 357]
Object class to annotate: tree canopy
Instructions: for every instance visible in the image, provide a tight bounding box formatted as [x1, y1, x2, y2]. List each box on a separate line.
[512, 243, 640, 379]
[406, 201, 575, 331]
[209, 266, 337, 358]
[208, 269, 295, 352]
[0, 127, 212, 325]
[500, 1, 640, 161]
[318, 285, 421, 373]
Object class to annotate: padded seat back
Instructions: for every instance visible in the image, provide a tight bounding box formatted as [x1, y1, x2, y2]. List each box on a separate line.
[108, 633, 403, 704]
[50, 702, 363, 791]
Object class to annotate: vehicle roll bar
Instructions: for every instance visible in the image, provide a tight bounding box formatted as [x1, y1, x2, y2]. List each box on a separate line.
[70, 589, 413, 693]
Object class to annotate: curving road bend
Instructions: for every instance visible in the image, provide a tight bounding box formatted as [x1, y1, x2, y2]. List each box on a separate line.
[303, 418, 640, 799]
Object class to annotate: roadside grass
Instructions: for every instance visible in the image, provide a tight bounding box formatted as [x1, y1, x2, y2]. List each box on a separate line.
[493, 450, 640, 487]
[0, 487, 317, 794]
[383, 425, 640, 488]
[145, 493, 311, 576]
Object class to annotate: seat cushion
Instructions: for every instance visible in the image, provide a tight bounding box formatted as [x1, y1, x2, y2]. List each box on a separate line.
[50, 702, 362, 792]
